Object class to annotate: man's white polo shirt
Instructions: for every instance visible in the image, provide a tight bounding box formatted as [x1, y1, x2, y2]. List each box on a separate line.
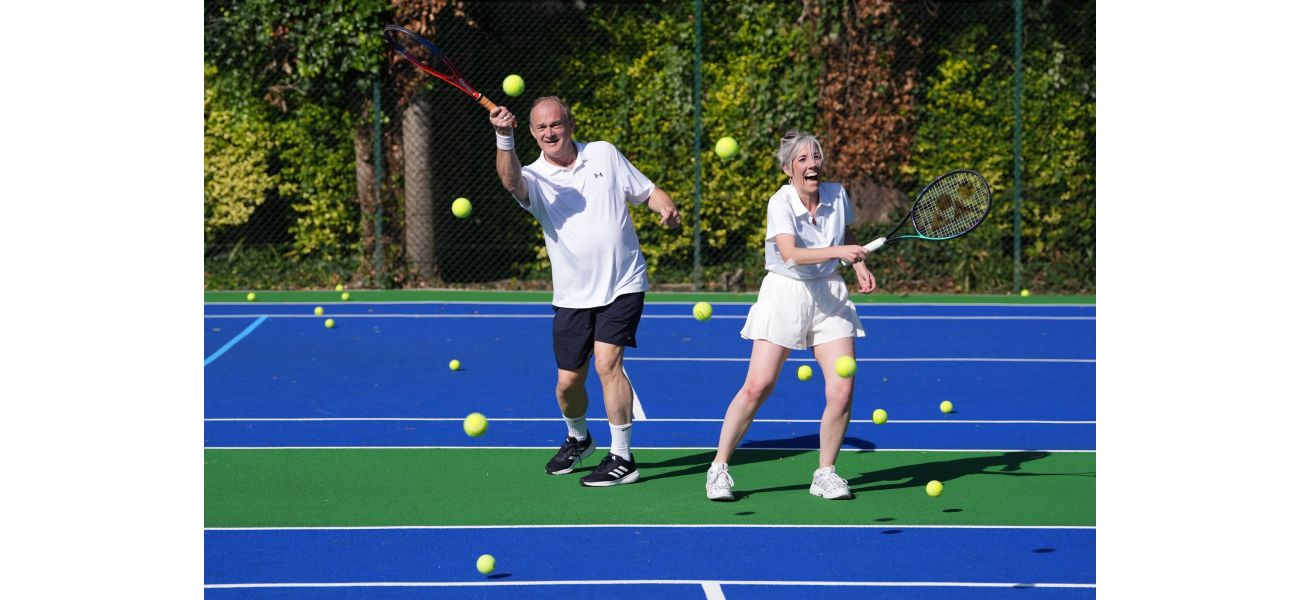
[763, 182, 853, 280]
[516, 141, 654, 308]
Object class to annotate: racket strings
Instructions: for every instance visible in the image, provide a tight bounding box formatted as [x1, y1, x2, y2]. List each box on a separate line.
[386, 29, 459, 81]
[912, 172, 990, 239]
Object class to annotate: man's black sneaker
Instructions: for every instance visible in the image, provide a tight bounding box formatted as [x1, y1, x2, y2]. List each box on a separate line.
[545, 435, 595, 475]
[579, 453, 640, 487]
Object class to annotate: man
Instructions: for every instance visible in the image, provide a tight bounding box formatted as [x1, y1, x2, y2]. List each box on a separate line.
[489, 96, 680, 487]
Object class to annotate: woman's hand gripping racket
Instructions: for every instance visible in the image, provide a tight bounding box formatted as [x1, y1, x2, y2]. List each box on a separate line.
[865, 169, 992, 252]
[384, 25, 498, 112]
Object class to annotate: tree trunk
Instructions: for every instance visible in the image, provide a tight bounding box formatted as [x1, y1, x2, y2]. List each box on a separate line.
[353, 116, 376, 285]
[402, 90, 438, 285]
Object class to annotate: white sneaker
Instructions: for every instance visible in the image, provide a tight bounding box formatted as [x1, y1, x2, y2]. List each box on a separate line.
[809, 466, 853, 500]
[706, 464, 735, 501]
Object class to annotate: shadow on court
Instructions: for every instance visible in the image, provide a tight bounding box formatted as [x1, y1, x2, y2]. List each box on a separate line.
[732, 451, 1083, 496]
[635, 435, 876, 483]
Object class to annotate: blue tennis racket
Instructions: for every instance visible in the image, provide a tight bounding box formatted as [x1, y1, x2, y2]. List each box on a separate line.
[865, 170, 992, 251]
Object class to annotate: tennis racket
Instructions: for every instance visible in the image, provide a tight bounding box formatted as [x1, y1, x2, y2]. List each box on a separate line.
[383, 25, 498, 112]
[864, 169, 991, 252]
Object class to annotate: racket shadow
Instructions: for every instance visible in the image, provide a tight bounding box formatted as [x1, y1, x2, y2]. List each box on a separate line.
[735, 451, 1061, 497]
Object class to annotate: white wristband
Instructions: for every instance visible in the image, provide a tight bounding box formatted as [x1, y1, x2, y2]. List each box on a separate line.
[495, 133, 514, 151]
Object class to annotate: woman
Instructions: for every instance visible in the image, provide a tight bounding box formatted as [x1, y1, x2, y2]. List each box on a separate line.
[706, 129, 877, 501]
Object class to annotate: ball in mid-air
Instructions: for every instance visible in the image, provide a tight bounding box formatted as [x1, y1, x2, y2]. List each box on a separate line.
[872, 408, 888, 425]
[502, 74, 525, 97]
[797, 365, 813, 381]
[245, 292, 256, 302]
[449, 359, 461, 371]
[834, 355, 856, 378]
[926, 480, 944, 497]
[314, 306, 324, 316]
[335, 284, 345, 292]
[452, 197, 473, 219]
[476, 554, 496, 575]
[940, 400, 954, 414]
[324, 318, 335, 329]
[714, 136, 739, 160]
[463, 412, 488, 437]
[341, 292, 350, 301]
[1020, 288, 1030, 297]
[693, 301, 713, 321]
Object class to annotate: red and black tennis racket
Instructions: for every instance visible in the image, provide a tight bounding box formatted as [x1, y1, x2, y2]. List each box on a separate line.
[383, 25, 498, 112]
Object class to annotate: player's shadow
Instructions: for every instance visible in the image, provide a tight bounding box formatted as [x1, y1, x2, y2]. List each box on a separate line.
[635, 435, 875, 483]
[736, 451, 1070, 496]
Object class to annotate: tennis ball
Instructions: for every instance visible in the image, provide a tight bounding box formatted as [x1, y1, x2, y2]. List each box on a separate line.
[693, 301, 713, 321]
[1020, 288, 1030, 297]
[940, 400, 954, 414]
[452, 197, 473, 218]
[834, 355, 856, 378]
[324, 318, 335, 329]
[464, 412, 488, 438]
[314, 306, 324, 316]
[476, 553, 496, 575]
[872, 408, 888, 425]
[797, 365, 813, 381]
[335, 284, 345, 292]
[714, 136, 739, 160]
[449, 359, 461, 371]
[246, 292, 256, 302]
[502, 74, 525, 97]
[926, 480, 944, 497]
[341, 292, 350, 301]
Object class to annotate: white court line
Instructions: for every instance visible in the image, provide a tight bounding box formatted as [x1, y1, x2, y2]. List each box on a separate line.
[204, 446, 1095, 453]
[204, 417, 1095, 425]
[206, 300, 1096, 308]
[204, 580, 1095, 590]
[203, 313, 1092, 321]
[625, 357, 1095, 363]
[206, 523, 1096, 531]
[702, 581, 726, 599]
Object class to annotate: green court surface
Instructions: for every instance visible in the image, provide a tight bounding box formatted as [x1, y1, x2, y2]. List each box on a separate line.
[205, 448, 1095, 528]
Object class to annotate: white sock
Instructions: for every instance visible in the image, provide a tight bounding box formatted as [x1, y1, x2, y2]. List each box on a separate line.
[609, 422, 632, 460]
[563, 415, 588, 441]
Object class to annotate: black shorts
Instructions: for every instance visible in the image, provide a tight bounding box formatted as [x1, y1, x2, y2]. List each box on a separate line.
[551, 292, 646, 371]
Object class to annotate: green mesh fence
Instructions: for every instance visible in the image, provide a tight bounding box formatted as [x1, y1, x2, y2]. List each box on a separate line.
[204, 0, 1094, 294]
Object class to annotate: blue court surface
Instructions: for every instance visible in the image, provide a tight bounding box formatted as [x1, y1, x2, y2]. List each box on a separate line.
[205, 300, 1096, 598]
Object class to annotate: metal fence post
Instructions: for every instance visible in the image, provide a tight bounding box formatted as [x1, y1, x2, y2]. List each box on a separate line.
[372, 79, 384, 284]
[1013, 0, 1024, 293]
[692, 0, 703, 291]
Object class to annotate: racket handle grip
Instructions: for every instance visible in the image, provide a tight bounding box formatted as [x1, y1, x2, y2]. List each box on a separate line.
[478, 95, 499, 113]
[865, 237, 886, 252]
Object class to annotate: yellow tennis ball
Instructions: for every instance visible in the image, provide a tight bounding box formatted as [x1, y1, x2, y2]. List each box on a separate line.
[714, 136, 739, 160]
[1020, 288, 1030, 297]
[324, 318, 335, 329]
[797, 365, 813, 381]
[926, 480, 944, 497]
[502, 74, 525, 97]
[834, 355, 856, 378]
[314, 306, 324, 316]
[335, 283, 344, 292]
[940, 400, 954, 413]
[872, 408, 888, 425]
[246, 292, 256, 302]
[449, 359, 461, 371]
[452, 197, 473, 218]
[341, 292, 350, 301]
[693, 301, 713, 321]
[476, 553, 496, 575]
[464, 412, 488, 438]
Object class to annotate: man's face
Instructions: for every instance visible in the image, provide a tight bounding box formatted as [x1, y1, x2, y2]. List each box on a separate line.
[529, 100, 573, 160]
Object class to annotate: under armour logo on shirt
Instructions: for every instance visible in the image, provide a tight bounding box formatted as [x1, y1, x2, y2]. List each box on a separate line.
[594, 172, 605, 178]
